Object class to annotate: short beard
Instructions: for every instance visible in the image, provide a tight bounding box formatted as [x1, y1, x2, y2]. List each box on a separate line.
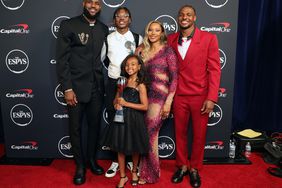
[83, 7, 100, 21]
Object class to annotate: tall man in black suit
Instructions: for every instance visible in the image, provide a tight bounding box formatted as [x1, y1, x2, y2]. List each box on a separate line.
[56, 0, 108, 185]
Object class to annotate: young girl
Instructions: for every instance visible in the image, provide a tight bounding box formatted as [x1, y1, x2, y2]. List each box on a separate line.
[103, 54, 149, 188]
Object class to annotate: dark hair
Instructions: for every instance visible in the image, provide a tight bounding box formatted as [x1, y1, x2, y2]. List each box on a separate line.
[120, 54, 147, 86]
[113, 7, 132, 20]
[178, 4, 196, 15]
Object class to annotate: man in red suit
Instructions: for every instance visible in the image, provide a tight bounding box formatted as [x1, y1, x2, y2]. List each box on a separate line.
[168, 5, 221, 188]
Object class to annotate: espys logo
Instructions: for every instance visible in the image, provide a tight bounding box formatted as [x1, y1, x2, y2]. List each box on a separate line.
[1, 0, 25, 10]
[103, 108, 109, 125]
[219, 49, 226, 69]
[158, 136, 175, 158]
[10, 104, 33, 127]
[201, 22, 231, 33]
[205, 141, 224, 150]
[205, 0, 228, 8]
[6, 88, 34, 99]
[208, 104, 223, 126]
[155, 15, 178, 35]
[0, 24, 30, 34]
[54, 84, 66, 106]
[102, 0, 126, 8]
[218, 88, 227, 98]
[51, 16, 70, 39]
[11, 141, 39, 150]
[58, 136, 73, 158]
[6, 49, 29, 74]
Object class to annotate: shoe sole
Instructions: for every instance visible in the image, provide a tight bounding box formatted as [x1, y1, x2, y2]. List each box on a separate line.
[105, 169, 119, 178]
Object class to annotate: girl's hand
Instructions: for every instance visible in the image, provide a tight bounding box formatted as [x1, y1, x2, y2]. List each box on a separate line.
[114, 104, 123, 110]
[113, 97, 117, 106]
[160, 103, 171, 119]
[117, 97, 127, 107]
[135, 44, 144, 56]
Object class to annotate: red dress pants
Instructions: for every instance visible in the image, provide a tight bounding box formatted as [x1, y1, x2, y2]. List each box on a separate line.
[173, 95, 209, 170]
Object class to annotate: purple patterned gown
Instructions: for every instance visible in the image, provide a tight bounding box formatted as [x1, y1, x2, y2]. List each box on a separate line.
[139, 45, 178, 183]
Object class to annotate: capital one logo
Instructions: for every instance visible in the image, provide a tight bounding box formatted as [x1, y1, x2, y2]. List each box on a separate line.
[53, 113, 69, 119]
[6, 49, 29, 74]
[51, 16, 70, 39]
[11, 141, 39, 150]
[219, 49, 226, 69]
[218, 88, 227, 98]
[6, 88, 34, 99]
[107, 22, 116, 32]
[205, 141, 224, 150]
[1, 0, 25, 10]
[155, 15, 178, 35]
[201, 22, 231, 33]
[158, 136, 175, 158]
[205, 0, 228, 8]
[102, 0, 126, 8]
[208, 104, 223, 126]
[54, 84, 66, 106]
[0, 24, 30, 34]
[50, 59, 56, 64]
[58, 136, 73, 158]
[103, 108, 109, 125]
[10, 104, 33, 126]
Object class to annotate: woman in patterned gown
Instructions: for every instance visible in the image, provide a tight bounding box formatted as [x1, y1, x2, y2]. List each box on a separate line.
[138, 20, 178, 184]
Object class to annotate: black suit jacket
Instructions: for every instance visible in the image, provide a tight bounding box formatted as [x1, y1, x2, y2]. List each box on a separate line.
[56, 15, 108, 103]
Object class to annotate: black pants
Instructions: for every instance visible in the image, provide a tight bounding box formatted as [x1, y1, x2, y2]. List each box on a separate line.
[105, 77, 118, 125]
[67, 90, 103, 167]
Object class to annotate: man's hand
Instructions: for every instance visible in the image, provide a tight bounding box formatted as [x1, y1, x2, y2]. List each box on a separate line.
[201, 100, 215, 114]
[64, 90, 78, 106]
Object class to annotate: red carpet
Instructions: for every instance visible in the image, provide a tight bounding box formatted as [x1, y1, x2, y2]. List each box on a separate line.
[0, 144, 281, 188]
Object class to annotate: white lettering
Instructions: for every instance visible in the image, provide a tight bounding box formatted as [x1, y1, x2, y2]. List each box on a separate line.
[200, 26, 231, 33]
[12, 111, 32, 118]
[8, 57, 28, 65]
[60, 143, 71, 150]
[53, 114, 69, 119]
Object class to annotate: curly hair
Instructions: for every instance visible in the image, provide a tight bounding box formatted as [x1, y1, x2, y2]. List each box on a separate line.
[120, 54, 148, 86]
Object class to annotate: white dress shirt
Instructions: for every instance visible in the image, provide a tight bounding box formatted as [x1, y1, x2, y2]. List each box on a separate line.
[178, 37, 192, 60]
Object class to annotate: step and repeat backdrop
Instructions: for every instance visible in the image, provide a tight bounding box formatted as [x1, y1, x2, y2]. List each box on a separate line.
[0, 0, 238, 159]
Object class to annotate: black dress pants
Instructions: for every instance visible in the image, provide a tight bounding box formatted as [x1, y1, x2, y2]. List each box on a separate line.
[67, 90, 103, 167]
[105, 77, 118, 125]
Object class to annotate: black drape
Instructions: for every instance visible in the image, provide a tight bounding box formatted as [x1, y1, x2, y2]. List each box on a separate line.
[233, 0, 282, 132]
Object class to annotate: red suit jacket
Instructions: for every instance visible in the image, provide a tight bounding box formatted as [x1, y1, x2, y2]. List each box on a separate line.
[167, 27, 221, 102]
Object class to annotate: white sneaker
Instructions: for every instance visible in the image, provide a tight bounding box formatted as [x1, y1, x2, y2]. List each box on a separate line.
[126, 162, 133, 171]
[105, 162, 119, 178]
[127, 162, 140, 176]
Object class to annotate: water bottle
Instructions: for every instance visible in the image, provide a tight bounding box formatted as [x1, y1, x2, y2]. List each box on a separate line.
[245, 142, 251, 157]
[229, 140, 236, 159]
